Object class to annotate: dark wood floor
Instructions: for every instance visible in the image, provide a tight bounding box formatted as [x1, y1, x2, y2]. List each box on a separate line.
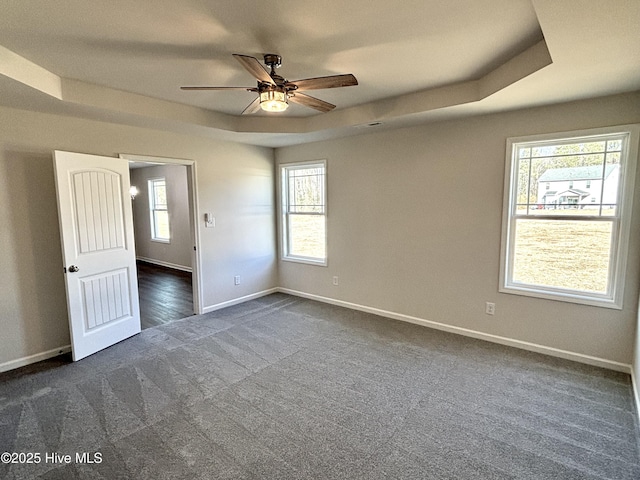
[137, 260, 193, 330]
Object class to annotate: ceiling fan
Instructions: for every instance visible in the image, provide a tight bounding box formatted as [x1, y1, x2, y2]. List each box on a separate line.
[181, 54, 358, 114]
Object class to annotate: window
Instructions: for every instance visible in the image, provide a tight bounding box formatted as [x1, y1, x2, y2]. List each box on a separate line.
[281, 161, 327, 265]
[148, 178, 170, 242]
[500, 126, 639, 309]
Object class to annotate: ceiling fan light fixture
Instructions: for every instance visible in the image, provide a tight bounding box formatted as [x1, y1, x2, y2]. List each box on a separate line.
[260, 87, 288, 112]
[182, 53, 357, 114]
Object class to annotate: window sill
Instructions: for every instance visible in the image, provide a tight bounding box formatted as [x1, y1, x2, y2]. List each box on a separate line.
[499, 284, 621, 310]
[282, 256, 327, 267]
[151, 238, 171, 244]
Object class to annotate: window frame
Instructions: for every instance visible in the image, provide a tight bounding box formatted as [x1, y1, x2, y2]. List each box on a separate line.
[499, 125, 639, 309]
[280, 160, 328, 266]
[148, 177, 171, 243]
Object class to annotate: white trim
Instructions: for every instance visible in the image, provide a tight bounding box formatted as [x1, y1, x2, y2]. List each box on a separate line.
[201, 288, 279, 314]
[1, 288, 277, 373]
[278, 288, 632, 373]
[279, 159, 328, 266]
[499, 124, 640, 310]
[120, 153, 204, 315]
[632, 367, 640, 435]
[281, 256, 328, 267]
[0, 45, 62, 99]
[148, 177, 171, 243]
[3, 290, 633, 379]
[499, 283, 621, 309]
[0, 345, 71, 373]
[136, 256, 192, 272]
[1, 288, 277, 372]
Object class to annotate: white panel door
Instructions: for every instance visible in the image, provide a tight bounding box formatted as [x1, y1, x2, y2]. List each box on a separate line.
[53, 150, 140, 361]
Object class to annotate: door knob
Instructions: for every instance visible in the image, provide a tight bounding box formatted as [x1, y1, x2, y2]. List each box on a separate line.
[68, 265, 80, 273]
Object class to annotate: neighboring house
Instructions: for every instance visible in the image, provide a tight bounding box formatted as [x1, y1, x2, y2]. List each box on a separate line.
[536, 164, 619, 208]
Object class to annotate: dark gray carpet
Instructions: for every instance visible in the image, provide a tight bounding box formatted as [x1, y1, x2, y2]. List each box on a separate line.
[1, 293, 638, 479]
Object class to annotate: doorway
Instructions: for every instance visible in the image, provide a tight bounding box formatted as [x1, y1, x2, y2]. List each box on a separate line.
[122, 154, 202, 328]
[136, 261, 193, 329]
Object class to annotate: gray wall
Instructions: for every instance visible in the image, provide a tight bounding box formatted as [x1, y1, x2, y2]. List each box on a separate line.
[0, 106, 277, 368]
[2, 91, 639, 372]
[276, 91, 640, 365]
[130, 164, 192, 270]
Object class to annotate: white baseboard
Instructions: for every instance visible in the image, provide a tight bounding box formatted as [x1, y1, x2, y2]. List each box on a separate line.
[136, 256, 192, 272]
[279, 288, 632, 374]
[1, 288, 278, 373]
[202, 288, 279, 314]
[632, 368, 640, 432]
[3, 289, 632, 379]
[0, 345, 71, 373]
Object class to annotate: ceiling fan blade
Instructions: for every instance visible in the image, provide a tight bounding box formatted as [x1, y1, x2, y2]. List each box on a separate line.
[289, 92, 336, 113]
[180, 86, 255, 91]
[241, 96, 262, 115]
[233, 54, 275, 85]
[289, 74, 358, 91]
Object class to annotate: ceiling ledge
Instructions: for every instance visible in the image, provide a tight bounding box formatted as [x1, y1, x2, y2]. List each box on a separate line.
[60, 78, 240, 132]
[304, 39, 552, 132]
[0, 39, 551, 136]
[0, 45, 62, 99]
[478, 40, 552, 98]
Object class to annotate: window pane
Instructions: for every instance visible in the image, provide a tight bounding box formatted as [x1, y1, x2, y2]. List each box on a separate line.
[512, 219, 612, 294]
[288, 168, 325, 214]
[607, 140, 622, 151]
[503, 129, 635, 307]
[288, 214, 325, 259]
[153, 211, 170, 240]
[514, 137, 625, 214]
[153, 180, 167, 208]
[531, 141, 605, 157]
[148, 178, 170, 241]
[519, 147, 531, 158]
[516, 156, 530, 210]
[282, 162, 327, 262]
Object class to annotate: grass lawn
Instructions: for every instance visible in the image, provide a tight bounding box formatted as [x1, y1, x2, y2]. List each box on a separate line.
[288, 214, 326, 259]
[512, 217, 612, 293]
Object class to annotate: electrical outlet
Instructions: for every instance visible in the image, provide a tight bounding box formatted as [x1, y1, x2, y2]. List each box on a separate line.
[332, 276, 339, 286]
[234, 275, 240, 285]
[485, 302, 496, 315]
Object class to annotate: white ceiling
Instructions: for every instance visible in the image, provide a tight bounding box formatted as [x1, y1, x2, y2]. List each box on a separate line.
[0, 0, 638, 147]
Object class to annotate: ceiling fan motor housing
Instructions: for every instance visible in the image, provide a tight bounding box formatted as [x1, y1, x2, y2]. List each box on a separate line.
[263, 54, 282, 69]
